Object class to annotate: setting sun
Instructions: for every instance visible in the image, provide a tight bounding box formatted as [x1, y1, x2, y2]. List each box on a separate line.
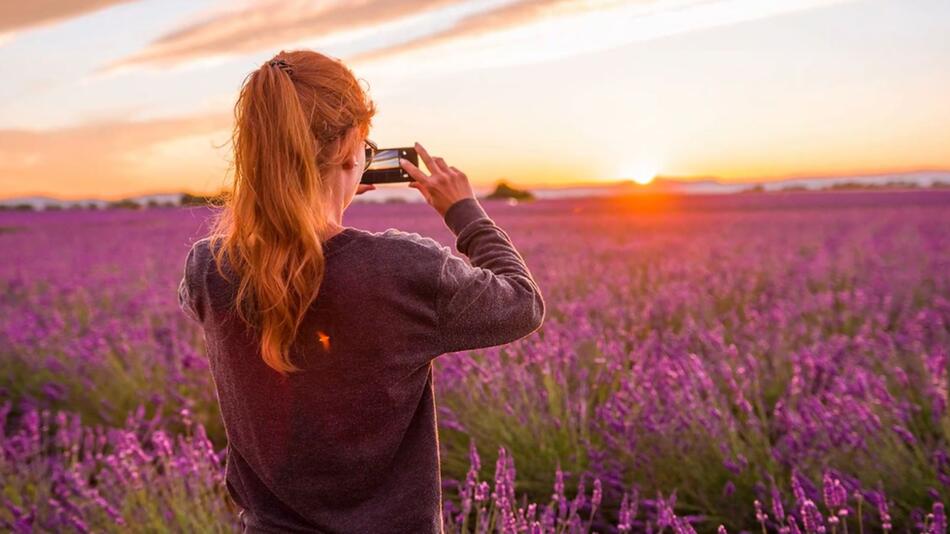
[623, 161, 660, 185]
[632, 171, 656, 186]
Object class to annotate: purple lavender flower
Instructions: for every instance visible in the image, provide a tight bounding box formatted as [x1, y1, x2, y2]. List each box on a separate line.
[474, 481, 489, 502]
[934, 502, 947, 534]
[468, 440, 480, 472]
[791, 470, 807, 505]
[787, 515, 803, 534]
[801, 499, 826, 534]
[723, 480, 736, 498]
[591, 478, 603, 512]
[553, 465, 566, 505]
[771, 481, 786, 522]
[617, 488, 639, 533]
[822, 472, 838, 510]
[657, 491, 674, 529]
[877, 491, 892, 531]
[755, 499, 768, 525]
[40, 382, 67, 403]
[680, 517, 699, 534]
[892, 424, 916, 446]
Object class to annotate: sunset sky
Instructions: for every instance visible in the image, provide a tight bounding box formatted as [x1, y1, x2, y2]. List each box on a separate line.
[1, 0, 949, 200]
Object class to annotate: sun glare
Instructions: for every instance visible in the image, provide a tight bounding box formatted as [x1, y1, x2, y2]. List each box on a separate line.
[632, 171, 655, 185]
[623, 161, 659, 185]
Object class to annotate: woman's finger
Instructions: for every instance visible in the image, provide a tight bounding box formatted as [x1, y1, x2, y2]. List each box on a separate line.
[433, 156, 450, 175]
[355, 184, 376, 195]
[415, 142, 440, 174]
[399, 158, 431, 185]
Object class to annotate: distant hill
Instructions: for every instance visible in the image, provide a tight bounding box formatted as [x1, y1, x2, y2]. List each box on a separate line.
[2, 171, 948, 210]
[531, 171, 950, 199]
[484, 181, 535, 201]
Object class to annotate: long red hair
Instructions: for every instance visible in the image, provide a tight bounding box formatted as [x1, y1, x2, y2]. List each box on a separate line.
[209, 50, 376, 375]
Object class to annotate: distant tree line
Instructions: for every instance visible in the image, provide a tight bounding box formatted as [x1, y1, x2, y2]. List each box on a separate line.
[3, 180, 945, 211]
[0, 190, 232, 211]
[742, 180, 949, 193]
[181, 190, 229, 207]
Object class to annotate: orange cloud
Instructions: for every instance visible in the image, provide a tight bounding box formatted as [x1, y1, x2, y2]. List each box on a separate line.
[97, 0, 463, 74]
[0, 112, 232, 199]
[0, 0, 136, 35]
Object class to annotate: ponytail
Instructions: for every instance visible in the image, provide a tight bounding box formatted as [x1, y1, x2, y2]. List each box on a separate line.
[209, 50, 376, 375]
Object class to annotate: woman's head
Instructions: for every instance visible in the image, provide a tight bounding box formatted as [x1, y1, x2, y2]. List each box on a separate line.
[234, 49, 376, 213]
[210, 49, 377, 375]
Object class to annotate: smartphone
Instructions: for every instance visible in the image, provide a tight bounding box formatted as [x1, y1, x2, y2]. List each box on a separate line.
[361, 147, 418, 184]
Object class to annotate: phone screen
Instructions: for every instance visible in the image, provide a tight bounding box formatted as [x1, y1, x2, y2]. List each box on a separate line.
[361, 147, 417, 184]
[368, 149, 401, 171]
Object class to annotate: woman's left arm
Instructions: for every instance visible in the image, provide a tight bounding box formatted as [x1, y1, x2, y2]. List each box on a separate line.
[178, 242, 204, 323]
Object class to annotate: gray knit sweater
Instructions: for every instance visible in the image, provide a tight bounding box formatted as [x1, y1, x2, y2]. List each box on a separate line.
[178, 197, 545, 533]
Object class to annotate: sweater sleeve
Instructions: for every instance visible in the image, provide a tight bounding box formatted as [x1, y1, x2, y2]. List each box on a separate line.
[435, 198, 545, 354]
[178, 240, 206, 323]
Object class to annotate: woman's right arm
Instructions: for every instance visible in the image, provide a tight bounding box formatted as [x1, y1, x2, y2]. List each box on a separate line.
[400, 143, 545, 354]
[435, 197, 545, 354]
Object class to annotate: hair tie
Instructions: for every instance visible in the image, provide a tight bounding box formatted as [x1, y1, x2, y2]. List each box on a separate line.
[268, 59, 294, 76]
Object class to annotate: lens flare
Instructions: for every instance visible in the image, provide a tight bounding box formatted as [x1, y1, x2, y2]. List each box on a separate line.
[317, 330, 331, 352]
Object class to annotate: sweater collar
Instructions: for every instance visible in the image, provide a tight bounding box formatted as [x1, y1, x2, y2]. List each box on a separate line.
[324, 227, 358, 257]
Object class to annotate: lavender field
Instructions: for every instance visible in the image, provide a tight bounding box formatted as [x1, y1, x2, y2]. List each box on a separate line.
[2, 190, 949, 533]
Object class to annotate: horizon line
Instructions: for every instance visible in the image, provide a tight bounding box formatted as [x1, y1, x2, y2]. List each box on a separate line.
[2, 167, 949, 203]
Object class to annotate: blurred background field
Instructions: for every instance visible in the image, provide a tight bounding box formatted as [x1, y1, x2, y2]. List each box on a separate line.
[2, 190, 949, 532]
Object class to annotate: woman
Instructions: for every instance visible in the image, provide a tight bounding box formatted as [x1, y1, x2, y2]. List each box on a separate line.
[177, 49, 545, 533]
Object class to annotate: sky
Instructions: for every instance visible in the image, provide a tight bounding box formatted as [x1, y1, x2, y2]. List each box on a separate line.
[0, 0, 948, 200]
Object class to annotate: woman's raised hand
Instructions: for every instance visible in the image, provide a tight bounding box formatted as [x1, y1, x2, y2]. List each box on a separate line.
[400, 142, 475, 217]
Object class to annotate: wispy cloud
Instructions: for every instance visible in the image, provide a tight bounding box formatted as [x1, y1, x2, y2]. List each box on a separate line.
[348, 0, 668, 61]
[98, 0, 855, 77]
[0, 0, 136, 36]
[351, 0, 861, 71]
[0, 112, 232, 199]
[96, 0, 466, 75]
[348, 0, 642, 63]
